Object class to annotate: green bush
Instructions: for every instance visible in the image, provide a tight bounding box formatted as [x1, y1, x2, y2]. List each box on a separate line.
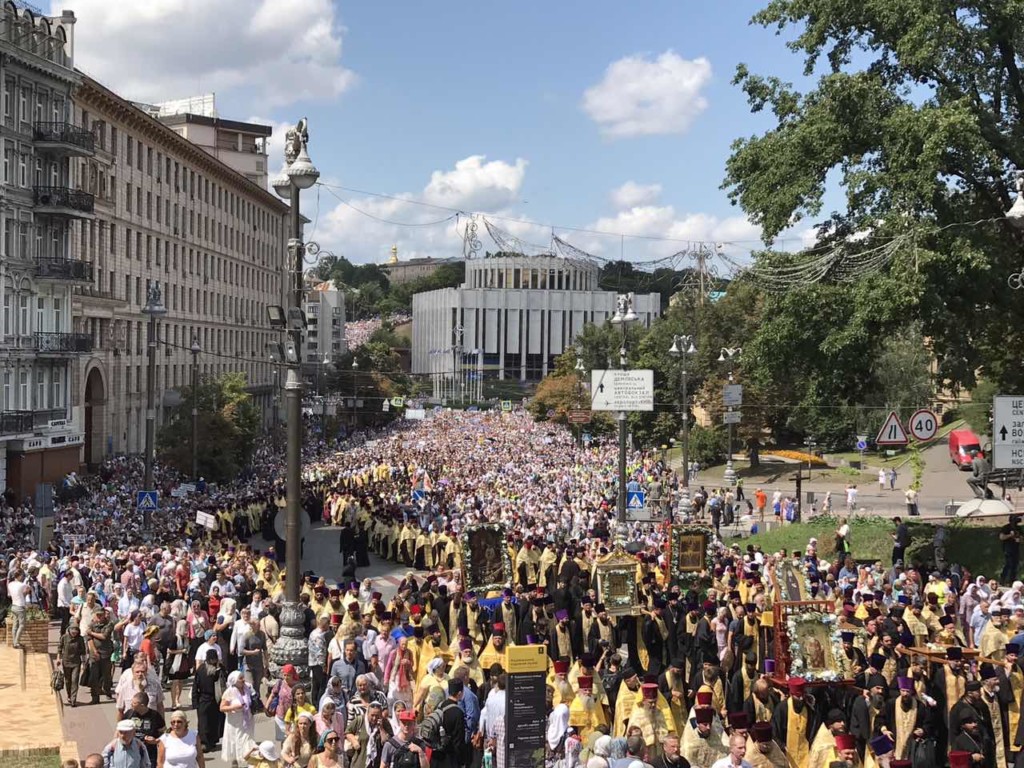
[688, 425, 727, 466]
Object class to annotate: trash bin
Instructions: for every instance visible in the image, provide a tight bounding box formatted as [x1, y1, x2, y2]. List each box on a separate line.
[944, 501, 960, 517]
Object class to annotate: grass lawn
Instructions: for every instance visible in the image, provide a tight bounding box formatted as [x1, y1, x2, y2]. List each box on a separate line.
[735, 515, 1008, 576]
[827, 419, 966, 471]
[2, 755, 61, 768]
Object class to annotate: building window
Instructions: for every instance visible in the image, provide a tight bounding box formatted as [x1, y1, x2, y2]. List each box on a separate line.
[52, 369, 63, 408]
[18, 370, 27, 408]
[36, 369, 44, 409]
[2, 293, 9, 336]
[2, 371, 9, 410]
[53, 297, 62, 331]
[18, 294, 28, 334]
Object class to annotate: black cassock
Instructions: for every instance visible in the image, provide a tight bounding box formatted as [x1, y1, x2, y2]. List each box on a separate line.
[770, 697, 819, 758]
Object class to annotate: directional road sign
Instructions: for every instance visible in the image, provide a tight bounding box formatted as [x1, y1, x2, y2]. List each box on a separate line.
[875, 411, 909, 446]
[136, 490, 159, 512]
[993, 395, 1024, 469]
[908, 409, 938, 441]
[723, 384, 744, 407]
[567, 409, 592, 424]
[590, 369, 654, 412]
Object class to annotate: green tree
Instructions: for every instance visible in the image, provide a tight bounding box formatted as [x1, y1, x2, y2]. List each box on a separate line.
[158, 372, 261, 482]
[723, 0, 1024, 398]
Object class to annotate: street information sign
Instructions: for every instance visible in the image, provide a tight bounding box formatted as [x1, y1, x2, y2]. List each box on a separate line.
[993, 395, 1024, 469]
[590, 369, 654, 411]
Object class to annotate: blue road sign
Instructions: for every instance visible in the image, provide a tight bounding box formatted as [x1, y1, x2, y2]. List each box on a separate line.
[856, 440, 867, 451]
[136, 490, 159, 511]
[412, 489, 426, 502]
[582, 432, 592, 445]
[626, 490, 646, 510]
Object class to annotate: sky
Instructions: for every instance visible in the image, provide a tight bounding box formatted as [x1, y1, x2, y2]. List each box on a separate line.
[49, 0, 824, 267]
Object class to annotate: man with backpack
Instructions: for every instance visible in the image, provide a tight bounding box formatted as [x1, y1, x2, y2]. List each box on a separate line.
[420, 679, 467, 768]
[382, 709, 429, 768]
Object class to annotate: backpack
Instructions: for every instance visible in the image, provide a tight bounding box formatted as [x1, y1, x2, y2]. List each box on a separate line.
[388, 737, 424, 768]
[419, 701, 455, 753]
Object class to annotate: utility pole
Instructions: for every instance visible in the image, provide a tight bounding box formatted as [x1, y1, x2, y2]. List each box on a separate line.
[190, 335, 201, 479]
[141, 282, 166, 528]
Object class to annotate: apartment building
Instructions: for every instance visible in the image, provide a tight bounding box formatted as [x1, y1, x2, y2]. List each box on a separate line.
[69, 75, 290, 465]
[304, 279, 346, 364]
[0, 6, 92, 497]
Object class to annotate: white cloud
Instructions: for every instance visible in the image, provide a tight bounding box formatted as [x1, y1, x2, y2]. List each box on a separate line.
[590, 205, 761, 259]
[582, 51, 712, 138]
[423, 156, 528, 211]
[610, 181, 663, 209]
[59, 0, 355, 111]
[313, 155, 532, 263]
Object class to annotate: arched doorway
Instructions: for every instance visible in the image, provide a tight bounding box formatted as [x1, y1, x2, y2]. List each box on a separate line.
[83, 366, 106, 468]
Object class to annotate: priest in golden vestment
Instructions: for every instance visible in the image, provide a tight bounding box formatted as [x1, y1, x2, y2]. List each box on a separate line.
[681, 705, 728, 767]
[477, 622, 508, 674]
[1000, 644, 1024, 763]
[770, 678, 816, 768]
[568, 675, 607, 742]
[746, 721, 787, 768]
[627, 683, 671, 760]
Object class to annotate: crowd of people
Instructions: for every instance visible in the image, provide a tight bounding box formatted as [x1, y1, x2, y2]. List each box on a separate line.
[6, 409, 1024, 768]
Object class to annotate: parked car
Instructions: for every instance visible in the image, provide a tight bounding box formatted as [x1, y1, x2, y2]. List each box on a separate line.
[949, 428, 983, 470]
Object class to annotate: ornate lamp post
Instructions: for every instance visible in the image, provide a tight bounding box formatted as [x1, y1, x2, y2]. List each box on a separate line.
[270, 119, 319, 679]
[190, 335, 201, 480]
[669, 334, 696, 515]
[141, 281, 166, 528]
[609, 293, 638, 534]
[717, 346, 742, 486]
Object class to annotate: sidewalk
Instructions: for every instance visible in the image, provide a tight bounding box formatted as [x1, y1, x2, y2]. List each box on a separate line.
[0, 633, 78, 764]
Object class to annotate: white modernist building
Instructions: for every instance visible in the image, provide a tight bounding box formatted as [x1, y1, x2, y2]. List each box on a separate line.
[412, 254, 660, 383]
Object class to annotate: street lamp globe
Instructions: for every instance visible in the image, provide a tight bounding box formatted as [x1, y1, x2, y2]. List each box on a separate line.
[272, 162, 293, 199]
[190, 336, 201, 355]
[142, 282, 167, 317]
[287, 144, 320, 190]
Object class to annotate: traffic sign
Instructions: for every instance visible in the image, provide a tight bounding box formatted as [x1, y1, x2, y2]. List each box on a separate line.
[626, 490, 646, 510]
[590, 369, 654, 412]
[908, 409, 938, 441]
[723, 384, 744, 407]
[582, 432, 592, 445]
[993, 395, 1024, 469]
[856, 440, 867, 451]
[136, 490, 159, 511]
[501, 400, 512, 412]
[856, 434, 868, 443]
[723, 411, 741, 425]
[567, 409, 592, 424]
[875, 411, 909, 446]
[412, 489, 426, 502]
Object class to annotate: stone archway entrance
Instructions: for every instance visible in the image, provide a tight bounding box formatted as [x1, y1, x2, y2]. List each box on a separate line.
[84, 366, 106, 468]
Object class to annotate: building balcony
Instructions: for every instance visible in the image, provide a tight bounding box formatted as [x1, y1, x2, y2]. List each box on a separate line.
[33, 121, 96, 157]
[33, 186, 95, 218]
[36, 257, 94, 283]
[33, 332, 93, 354]
[0, 408, 65, 435]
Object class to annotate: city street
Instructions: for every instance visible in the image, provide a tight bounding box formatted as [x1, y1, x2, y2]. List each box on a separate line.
[59, 524, 418, 766]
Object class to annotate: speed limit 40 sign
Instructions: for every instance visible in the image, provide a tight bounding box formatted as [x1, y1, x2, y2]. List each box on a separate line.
[908, 409, 938, 441]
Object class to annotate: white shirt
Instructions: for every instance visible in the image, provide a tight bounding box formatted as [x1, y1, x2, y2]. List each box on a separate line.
[7, 579, 28, 608]
[710, 759, 752, 768]
[479, 688, 506, 738]
[194, 640, 222, 664]
[57, 578, 75, 609]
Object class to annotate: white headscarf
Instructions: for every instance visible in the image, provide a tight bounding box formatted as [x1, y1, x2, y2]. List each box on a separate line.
[546, 703, 569, 750]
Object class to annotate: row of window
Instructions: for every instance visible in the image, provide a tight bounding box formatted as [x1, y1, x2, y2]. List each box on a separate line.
[1, 292, 64, 336]
[2, 75, 66, 128]
[0, 365, 66, 412]
[2, 146, 66, 188]
[0, 11, 69, 68]
[78, 107, 281, 238]
[471, 266, 598, 291]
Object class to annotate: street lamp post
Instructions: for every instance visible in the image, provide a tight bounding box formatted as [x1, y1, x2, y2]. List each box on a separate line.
[452, 326, 464, 406]
[609, 293, 638, 533]
[270, 119, 319, 679]
[190, 335, 201, 480]
[670, 334, 696, 515]
[141, 281, 167, 528]
[574, 356, 585, 447]
[351, 358, 358, 428]
[718, 346, 742, 486]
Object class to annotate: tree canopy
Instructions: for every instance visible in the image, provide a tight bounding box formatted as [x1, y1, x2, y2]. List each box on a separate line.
[724, 0, 1024, 397]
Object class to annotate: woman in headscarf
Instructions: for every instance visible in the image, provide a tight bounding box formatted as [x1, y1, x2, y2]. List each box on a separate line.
[386, 640, 415, 710]
[166, 619, 192, 709]
[186, 600, 211, 660]
[219, 669, 256, 767]
[390, 700, 409, 735]
[281, 710, 317, 768]
[308, 729, 342, 768]
[315, 698, 346, 742]
[547, 701, 570, 757]
[587, 734, 612, 768]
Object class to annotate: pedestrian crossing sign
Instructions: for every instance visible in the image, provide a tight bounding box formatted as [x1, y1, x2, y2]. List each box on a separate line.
[136, 490, 159, 511]
[626, 490, 646, 510]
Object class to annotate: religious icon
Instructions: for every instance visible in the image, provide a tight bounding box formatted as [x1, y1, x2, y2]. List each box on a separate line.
[777, 560, 809, 601]
[461, 524, 512, 594]
[791, 621, 836, 677]
[677, 532, 707, 573]
[594, 550, 640, 616]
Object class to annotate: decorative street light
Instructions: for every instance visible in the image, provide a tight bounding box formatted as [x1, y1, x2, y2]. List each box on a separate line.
[270, 118, 320, 680]
[141, 281, 167, 528]
[1007, 170, 1024, 228]
[351, 358, 359, 427]
[718, 346, 742, 486]
[669, 333, 696, 516]
[190, 335, 201, 480]
[609, 293, 638, 534]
